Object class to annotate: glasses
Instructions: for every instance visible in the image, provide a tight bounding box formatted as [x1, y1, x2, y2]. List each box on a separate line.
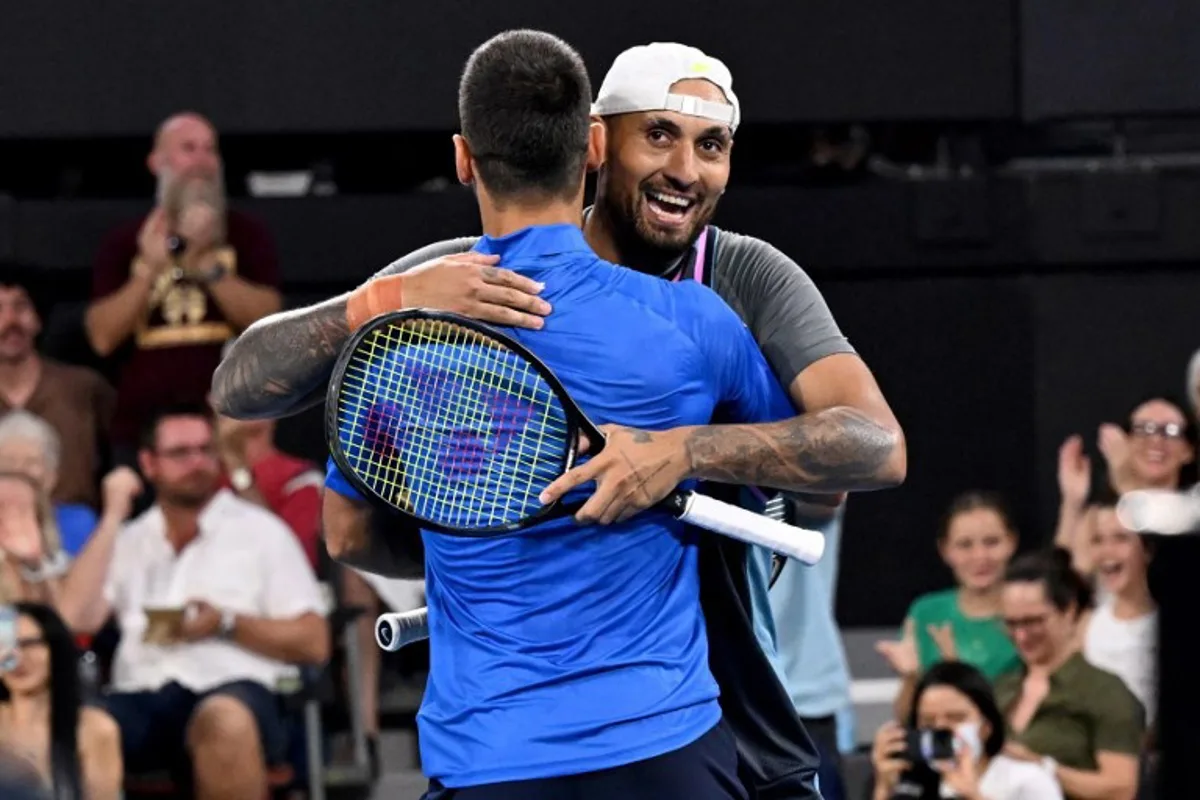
[1003, 614, 1049, 633]
[1130, 421, 1186, 440]
[154, 444, 217, 461]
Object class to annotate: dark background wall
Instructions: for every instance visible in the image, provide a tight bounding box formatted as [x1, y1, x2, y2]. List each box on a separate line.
[4, 0, 1200, 628]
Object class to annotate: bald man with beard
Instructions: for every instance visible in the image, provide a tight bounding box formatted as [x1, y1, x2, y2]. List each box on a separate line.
[87, 112, 283, 459]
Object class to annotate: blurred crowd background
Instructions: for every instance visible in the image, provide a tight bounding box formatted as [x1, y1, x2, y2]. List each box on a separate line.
[2, 1, 1199, 798]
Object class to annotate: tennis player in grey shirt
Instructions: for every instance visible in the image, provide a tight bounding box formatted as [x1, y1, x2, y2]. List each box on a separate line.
[213, 41, 906, 800]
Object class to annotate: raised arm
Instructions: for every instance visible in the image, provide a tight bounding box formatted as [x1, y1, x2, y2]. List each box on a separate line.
[211, 238, 550, 420]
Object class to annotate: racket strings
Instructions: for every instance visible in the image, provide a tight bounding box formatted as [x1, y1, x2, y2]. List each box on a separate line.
[336, 319, 571, 529]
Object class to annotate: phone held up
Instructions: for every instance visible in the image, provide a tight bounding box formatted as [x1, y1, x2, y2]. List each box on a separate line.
[902, 727, 958, 764]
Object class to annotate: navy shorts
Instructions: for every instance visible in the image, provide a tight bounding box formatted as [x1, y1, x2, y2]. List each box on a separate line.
[101, 680, 287, 774]
[422, 720, 747, 800]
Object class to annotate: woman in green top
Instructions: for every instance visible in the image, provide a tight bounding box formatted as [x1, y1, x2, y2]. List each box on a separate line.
[877, 491, 1021, 718]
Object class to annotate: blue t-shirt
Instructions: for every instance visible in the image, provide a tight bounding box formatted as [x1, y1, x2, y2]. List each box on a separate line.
[54, 503, 97, 557]
[325, 224, 796, 787]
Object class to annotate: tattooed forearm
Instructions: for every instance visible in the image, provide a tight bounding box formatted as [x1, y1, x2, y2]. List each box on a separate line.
[683, 406, 904, 492]
[211, 295, 352, 420]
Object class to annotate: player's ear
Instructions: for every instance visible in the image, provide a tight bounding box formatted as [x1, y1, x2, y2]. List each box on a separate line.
[452, 134, 474, 187]
[585, 121, 606, 172]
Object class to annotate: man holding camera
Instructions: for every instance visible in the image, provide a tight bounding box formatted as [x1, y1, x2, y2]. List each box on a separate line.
[85, 112, 282, 459]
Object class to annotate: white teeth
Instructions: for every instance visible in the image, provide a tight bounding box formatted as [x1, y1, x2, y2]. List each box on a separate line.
[648, 192, 692, 209]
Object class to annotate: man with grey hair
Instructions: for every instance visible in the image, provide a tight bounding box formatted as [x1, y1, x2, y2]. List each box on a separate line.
[86, 112, 283, 459]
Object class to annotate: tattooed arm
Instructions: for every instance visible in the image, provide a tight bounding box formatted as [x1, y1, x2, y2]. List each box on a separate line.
[683, 353, 905, 492]
[540, 238, 904, 522]
[210, 237, 552, 420]
[212, 294, 351, 420]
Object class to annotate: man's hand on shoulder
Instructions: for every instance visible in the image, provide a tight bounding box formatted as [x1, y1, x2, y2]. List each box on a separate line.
[538, 425, 693, 525]
[347, 252, 552, 331]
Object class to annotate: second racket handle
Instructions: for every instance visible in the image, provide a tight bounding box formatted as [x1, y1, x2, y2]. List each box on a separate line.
[376, 608, 431, 652]
[678, 493, 826, 565]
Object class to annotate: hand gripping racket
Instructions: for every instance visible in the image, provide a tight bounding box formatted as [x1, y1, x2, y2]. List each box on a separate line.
[326, 309, 826, 565]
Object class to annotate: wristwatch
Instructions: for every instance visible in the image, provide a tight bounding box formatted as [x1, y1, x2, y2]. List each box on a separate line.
[230, 466, 254, 492]
[219, 608, 238, 639]
[195, 260, 229, 284]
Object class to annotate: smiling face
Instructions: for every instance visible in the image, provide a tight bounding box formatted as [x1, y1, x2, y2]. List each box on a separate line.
[597, 78, 733, 262]
[939, 507, 1017, 593]
[1002, 579, 1076, 667]
[1127, 399, 1193, 486]
[1090, 506, 1150, 597]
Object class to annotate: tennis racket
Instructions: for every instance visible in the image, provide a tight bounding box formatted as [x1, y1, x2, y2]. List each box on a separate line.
[376, 608, 430, 652]
[326, 309, 826, 564]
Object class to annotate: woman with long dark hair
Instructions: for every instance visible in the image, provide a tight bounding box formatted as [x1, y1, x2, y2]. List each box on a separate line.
[0, 603, 121, 798]
[871, 661, 1062, 799]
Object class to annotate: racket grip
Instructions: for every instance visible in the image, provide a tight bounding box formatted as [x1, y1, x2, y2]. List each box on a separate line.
[677, 493, 826, 565]
[1117, 489, 1200, 534]
[375, 608, 430, 652]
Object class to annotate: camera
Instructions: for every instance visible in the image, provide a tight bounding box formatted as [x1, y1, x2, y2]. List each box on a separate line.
[901, 728, 957, 763]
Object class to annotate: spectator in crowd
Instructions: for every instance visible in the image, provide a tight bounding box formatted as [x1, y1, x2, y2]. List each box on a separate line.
[0, 465, 140, 632]
[996, 549, 1142, 800]
[1078, 498, 1157, 728]
[0, 264, 115, 508]
[1056, 397, 1195, 575]
[768, 497, 853, 800]
[0, 411, 100, 557]
[0, 602, 122, 798]
[85, 113, 282, 459]
[0, 471, 70, 607]
[877, 492, 1021, 717]
[871, 661, 1063, 800]
[67, 404, 329, 800]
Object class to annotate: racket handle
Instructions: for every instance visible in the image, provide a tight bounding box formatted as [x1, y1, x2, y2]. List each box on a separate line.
[674, 492, 826, 565]
[375, 608, 430, 652]
[1117, 489, 1200, 535]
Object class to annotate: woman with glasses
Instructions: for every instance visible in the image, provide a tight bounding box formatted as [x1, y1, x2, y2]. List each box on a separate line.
[1056, 395, 1195, 576]
[871, 661, 1062, 800]
[995, 549, 1142, 800]
[876, 492, 1021, 718]
[0, 602, 122, 798]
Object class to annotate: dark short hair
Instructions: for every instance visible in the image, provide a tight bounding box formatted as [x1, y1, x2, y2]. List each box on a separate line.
[937, 490, 1018, 543]
[457, 30, 592, 201]
[138, 402, 213, 451]
[0, 260, 48, 321]
[908, 661, 1006, 757]
[1005, 546, 1093, 614]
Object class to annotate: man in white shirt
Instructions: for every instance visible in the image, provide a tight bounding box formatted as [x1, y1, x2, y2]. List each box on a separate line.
[71, 404, 329, 800]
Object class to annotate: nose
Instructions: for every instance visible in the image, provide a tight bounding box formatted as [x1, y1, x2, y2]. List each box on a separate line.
[662, 145, 699, 189]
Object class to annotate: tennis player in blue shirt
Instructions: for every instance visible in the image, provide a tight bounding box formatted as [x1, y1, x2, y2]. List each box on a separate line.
[324, 30, 799, 799]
